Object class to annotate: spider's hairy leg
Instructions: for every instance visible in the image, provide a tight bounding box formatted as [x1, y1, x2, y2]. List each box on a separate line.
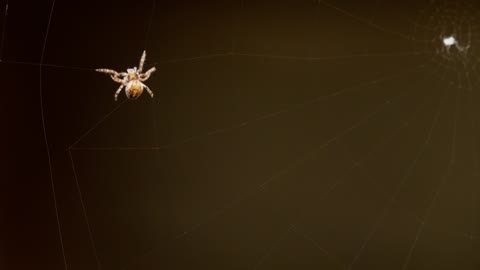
[143, 84, 154, 98]
[110, 74, 124, 84]
[96, 68, 120, 75]
[140, 67, 156, 82]
[114, 84, 125, 101]
[138, 50, 146, 73]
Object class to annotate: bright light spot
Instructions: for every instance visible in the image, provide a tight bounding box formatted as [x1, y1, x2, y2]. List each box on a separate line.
[443, 36, 456, 46]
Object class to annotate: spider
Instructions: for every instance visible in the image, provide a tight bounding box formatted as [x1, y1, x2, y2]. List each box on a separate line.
[96, 50, 156, 101]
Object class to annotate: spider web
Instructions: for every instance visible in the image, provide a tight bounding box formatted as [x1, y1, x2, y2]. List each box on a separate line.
[3, 0, 480, 270]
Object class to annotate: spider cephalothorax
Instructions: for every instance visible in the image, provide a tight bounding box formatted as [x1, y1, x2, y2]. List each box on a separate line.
[96, 50, 156, 101]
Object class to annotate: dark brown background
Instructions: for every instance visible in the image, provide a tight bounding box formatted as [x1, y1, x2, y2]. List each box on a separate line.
[2, 0, 480, 269]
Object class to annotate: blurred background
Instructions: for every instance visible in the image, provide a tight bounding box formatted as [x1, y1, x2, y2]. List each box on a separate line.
[2, 0, 480, 269]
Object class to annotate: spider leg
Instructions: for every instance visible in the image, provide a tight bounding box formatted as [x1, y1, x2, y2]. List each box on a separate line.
[114, 84, 125, 101]
[139, 67, 156, 82]
[96, 68, 120, 75]
[110, 74, 125, 84]
[97, 69, 128, 79]
[138, 50, 146, 73]
[143, 83, 154, 98]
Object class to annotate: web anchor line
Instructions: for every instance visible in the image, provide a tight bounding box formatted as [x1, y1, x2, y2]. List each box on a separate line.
[0, 50, 434, 71]
[38, 1, 68, 269]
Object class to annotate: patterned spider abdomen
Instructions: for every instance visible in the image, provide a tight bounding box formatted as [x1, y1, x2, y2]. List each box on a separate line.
[126, 80, 144, 99]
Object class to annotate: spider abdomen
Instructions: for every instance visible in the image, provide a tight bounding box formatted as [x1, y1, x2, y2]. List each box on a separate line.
[126, 80, 144, 99]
